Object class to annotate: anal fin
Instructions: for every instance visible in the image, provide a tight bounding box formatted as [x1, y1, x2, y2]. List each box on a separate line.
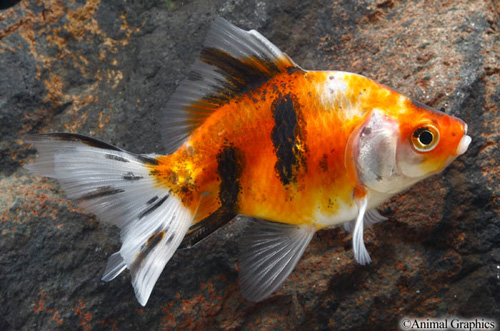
[179, 191, 237, 249]
[179, 207, 236, 249]
[239, 219, 315, 302]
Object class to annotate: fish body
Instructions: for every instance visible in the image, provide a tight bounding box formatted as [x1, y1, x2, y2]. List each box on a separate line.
[25, 18, 471, 305]
[155, 70, 361, 226]
[153, 69, 467, 227]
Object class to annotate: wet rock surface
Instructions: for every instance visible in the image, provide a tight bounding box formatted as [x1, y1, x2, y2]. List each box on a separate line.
[1, 0, 499, 329]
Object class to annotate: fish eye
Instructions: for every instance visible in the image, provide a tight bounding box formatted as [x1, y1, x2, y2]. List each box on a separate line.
[411, 124, 440, 152]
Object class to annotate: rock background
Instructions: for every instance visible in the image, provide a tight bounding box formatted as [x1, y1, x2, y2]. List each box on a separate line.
[1, 0, 499, 329]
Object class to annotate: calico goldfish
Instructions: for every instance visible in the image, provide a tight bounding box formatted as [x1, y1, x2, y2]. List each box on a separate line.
[25, 18, 471, 305]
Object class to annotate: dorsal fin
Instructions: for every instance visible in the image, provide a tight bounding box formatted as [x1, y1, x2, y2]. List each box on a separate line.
[162, 18, 301, 153]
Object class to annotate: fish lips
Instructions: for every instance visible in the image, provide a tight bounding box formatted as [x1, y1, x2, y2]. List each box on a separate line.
[456, 124, 471, 155]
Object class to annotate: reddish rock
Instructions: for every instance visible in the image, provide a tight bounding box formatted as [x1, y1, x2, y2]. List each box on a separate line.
[0, 0, 499, 329]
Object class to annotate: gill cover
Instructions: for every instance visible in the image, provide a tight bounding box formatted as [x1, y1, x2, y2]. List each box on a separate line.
[353, 110, 402, 194]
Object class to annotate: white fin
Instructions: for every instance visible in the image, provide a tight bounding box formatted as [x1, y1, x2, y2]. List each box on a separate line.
[239, 219, 315, 302]
[25, 133, 194, 306]
[352, 196, 371, 265]
[343, 209, 388, 233]
[102, 252, 127, 281]
[162, 17, 300, 153]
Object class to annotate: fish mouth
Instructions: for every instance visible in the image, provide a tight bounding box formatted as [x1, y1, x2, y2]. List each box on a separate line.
[456, 124, 471, 155]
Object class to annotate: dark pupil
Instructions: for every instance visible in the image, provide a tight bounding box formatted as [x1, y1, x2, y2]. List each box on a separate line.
[419, 130, 433, 145]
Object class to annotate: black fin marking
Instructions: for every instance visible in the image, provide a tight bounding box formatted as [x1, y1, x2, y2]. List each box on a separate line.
[200, 47, 284, 104]
[166, 233, 175, 244]
[136, 155, 159, 166]
[130, 230, 165, 275]
[179, 208, 236, 249]
[75, 186, 125, 202]
[139, 194, 169, 219]
[39, 133, 123, 152]
[271, 93, 307, 185]
[187, 70, 203, 81]
[105, 154, 130, 163]
[123, 172, 143, 181]
[146, 196, 159, 205]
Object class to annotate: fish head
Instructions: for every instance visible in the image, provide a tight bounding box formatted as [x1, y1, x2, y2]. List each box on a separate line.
[396, 100, 471, 179]
[352, 97, 471, 195]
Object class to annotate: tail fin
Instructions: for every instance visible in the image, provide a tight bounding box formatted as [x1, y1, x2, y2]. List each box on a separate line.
[25, 133, 194, 306]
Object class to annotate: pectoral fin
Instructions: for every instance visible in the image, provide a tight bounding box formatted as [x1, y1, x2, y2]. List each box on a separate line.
[352, 196, 372, 265]
[343, 209, 388, 233]
[239, 219, 315, 302]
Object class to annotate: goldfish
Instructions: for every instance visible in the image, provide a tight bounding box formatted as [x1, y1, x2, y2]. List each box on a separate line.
[25, 18, 471, 306]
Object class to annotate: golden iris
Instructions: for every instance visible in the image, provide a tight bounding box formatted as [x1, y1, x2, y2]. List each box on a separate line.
[411, 124, 439, 152]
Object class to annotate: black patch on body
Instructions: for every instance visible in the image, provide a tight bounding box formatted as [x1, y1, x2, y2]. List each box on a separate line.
[270, 93, 306, 185]
[216, 145, 243, 210]
[180, 146, 243, 249]
[42, 133, 123, 151]
[75, 186, 124, 202]
[123, 172, 143, 181]
[200, 47, 301, 105]
[139, 194, 169, 219]
[130, 230, 165, 275]
[105, 154, 130, 163]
